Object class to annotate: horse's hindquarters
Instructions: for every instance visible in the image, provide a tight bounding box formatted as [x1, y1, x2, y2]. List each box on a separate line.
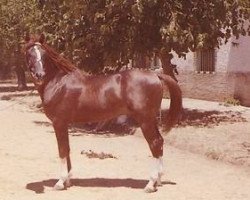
[122, 70, 163, 118]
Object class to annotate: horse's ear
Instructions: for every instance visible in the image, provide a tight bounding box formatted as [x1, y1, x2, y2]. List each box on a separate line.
[25, 33, 30, 42]
[39, 33, 46, 44]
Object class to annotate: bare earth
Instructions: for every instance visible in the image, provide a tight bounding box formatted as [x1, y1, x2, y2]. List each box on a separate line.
[0, 83, 250, 200]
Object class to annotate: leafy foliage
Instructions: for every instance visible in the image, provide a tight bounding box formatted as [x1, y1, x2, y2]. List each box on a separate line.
[0, 0, 39, 76]
[0, 0, 249, 74]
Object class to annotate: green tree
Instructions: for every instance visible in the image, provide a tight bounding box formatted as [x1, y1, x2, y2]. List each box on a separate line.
[1, 0, 249, 76]
[37, 0, 249, 74]
[0, 0, 39, 89]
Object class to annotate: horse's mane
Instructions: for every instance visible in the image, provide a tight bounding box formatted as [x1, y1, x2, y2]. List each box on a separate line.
[41, 44, 77, 73]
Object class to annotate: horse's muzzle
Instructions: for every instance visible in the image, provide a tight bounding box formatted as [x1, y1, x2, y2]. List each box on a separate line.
[35, 72, 45, 80]
[30, 72, 45, 87]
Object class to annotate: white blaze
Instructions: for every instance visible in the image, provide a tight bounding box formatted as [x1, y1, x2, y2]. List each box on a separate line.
[34, 45, 42, 61]
[33, 45, 44, 71]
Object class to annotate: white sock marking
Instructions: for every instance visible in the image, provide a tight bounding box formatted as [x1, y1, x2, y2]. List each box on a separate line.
[59, 158, 68, 180]
[54, 158, 69, 190]
[146, 156, 164, 190]
[158, 156, 164, 175]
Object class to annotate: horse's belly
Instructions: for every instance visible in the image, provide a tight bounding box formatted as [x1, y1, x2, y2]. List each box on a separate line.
[72, 104, 128, 123]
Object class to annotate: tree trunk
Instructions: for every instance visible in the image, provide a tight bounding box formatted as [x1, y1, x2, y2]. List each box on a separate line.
[14, 49, 27, 91]
[160, 51, 178, 82]
[15, 65, 27, 91]
[133, 53, 148, 69]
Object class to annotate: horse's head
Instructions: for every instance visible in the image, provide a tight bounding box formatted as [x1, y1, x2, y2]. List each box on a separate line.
[24, 33, 76, 85]
[25, 34, 46, 83]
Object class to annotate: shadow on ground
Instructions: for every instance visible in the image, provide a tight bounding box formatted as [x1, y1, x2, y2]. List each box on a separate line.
[0, 85, 35, 93]
[33, 108, 247, 136]
[1, 92, 38, 100]
[173, 108, 247, 128]
[26, 178, 176, 194]
[0, 85, 37, 102]
[33, 119, 136, 136]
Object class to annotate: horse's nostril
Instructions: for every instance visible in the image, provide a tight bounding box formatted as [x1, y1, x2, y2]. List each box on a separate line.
[35, 73, 44, 79]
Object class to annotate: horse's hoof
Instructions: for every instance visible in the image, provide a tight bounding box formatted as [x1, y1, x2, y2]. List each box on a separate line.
[53, 182, 65, 191]
[144, 186, 157, 193]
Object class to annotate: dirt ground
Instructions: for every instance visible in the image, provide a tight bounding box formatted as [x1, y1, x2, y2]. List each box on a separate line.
[0, 82, 250, 200]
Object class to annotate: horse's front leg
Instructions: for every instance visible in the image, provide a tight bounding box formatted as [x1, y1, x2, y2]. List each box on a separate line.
[53, 120, 72, 190]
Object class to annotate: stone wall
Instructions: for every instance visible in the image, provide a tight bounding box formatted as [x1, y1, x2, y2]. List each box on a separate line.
[176, 70, 234, 102]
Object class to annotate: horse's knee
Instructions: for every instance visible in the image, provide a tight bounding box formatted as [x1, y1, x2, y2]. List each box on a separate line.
[150, 136, 164, 158]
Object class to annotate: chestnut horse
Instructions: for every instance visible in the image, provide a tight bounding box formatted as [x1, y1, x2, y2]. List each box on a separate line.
[24, 34, 182, 193]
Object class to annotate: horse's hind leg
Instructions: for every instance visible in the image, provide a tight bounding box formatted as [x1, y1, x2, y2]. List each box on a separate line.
[53, 120, 72, 190]
[140, 120, 164, 193]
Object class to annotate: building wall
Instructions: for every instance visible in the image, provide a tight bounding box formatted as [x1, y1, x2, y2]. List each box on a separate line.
[171, 41, 231, 72]
[228, 35, 250, 73]
[177, 70, 234, 102]
[147, 35, 249, 103]
[169, 42, 233, 102]
[227, 33, 250, 106]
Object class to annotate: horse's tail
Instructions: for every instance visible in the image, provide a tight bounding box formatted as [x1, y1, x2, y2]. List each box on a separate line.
[157, 73, 183, 133]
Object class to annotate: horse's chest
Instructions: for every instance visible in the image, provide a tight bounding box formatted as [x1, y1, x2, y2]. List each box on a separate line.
[42, 84, 82, 119]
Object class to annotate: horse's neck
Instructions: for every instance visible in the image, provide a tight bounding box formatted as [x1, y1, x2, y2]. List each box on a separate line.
[36, 61, 60, 92]
[45, 61, 62, 79]
[37, 70, 66, 102]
